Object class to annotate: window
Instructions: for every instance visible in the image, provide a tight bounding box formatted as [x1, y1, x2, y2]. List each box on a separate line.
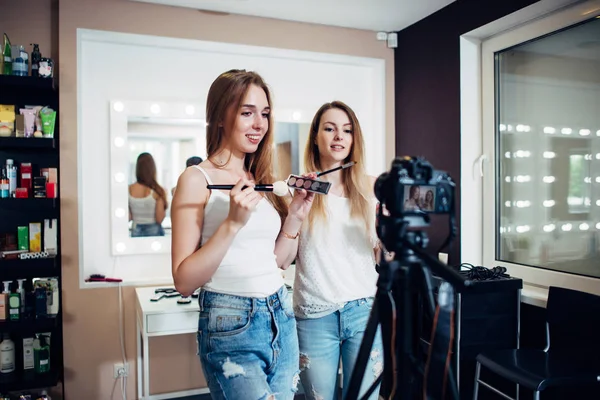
[481, 3, 600, 293]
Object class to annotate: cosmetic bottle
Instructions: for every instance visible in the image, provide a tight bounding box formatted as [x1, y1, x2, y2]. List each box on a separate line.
[30, 44, 41, 77]
[33, 335, 50, 373]
[34, 286, 47, 319]
[0, 281, 10, 321]
[5, 160, 16, 197]
[0, 168, 8, 198]
[8, 291, 20, 321]
[0, 334, 15, 374]
[17, 279, 26, 315]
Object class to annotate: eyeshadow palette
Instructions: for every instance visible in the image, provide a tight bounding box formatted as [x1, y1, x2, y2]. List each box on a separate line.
[286, 174, 331, 195]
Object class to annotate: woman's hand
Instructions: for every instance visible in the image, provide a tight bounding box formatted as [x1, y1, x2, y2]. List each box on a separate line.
[287, 172, 317, 222]
[225, 178, 262, 231]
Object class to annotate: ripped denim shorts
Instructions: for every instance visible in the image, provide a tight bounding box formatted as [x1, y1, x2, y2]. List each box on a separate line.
[197, 285, 300, 400]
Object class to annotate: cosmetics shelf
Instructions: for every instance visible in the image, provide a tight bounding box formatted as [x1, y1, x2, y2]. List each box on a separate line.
[0, 75, 55, 91]
[0, 367, 60, 393]
[0, 136, 56, 150]
[0, 198, 59, 211]
[0, 257, 59, 280]
[0, 70, 63, 395]
[0, 315, 58, 335]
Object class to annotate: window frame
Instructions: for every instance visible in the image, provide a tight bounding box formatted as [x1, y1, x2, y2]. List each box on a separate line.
[481, 2, 600, 296]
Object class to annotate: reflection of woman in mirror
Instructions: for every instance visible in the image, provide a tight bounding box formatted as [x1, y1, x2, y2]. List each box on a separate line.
[422, 189, 434, 211]
[403, 185, 420, 211]
[128, 152, 168, 237]
[293, 101, 383, 400]
[171, 69, 314, 399]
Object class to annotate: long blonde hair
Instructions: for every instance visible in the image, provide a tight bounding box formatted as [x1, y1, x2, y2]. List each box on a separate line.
[303, 101, 373, 232]
[205, 69, 287, 221]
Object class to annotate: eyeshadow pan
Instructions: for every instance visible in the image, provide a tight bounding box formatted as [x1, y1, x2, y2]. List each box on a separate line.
[285, 174, 331, 195]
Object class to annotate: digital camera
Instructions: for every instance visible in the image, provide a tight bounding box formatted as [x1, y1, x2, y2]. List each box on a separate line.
[374, 156, 454, 218]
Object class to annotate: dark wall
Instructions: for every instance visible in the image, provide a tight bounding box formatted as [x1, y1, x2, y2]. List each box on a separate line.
[394, 0, 539, 264]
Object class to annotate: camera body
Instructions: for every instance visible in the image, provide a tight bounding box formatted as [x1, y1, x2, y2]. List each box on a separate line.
[374, 156, 454, 218]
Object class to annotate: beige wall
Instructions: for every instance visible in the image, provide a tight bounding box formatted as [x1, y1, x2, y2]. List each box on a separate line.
[6, 0, 395, 397]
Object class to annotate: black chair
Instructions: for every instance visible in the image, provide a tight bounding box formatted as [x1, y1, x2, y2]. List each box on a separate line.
[473, 286, 600, 400]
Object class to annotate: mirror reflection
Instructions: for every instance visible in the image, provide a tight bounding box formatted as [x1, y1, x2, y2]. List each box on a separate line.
[126, 118, 206, 237]
[125, 118, 307, 237]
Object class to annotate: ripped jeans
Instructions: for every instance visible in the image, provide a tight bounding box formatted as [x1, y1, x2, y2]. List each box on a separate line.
[296, 298, 383, 400]
[197, 286, 300, 400]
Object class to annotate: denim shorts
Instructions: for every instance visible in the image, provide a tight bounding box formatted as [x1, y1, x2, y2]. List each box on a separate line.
[197, 286, 300, 400]
[131, 223, 164, 237]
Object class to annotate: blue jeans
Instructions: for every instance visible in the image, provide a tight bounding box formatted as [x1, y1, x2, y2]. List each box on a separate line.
[297, 298, 383, 400]
[131, 223, 164, 237]
[197, 286, 300, 400]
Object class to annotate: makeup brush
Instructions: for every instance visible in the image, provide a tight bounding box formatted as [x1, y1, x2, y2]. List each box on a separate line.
[317, 161, 357, 177]
[207, 181, 288, 197]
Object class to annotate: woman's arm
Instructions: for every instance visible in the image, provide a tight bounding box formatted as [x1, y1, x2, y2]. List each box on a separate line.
[171, 169, 261, 296]
[154, 195, 166, 224]
[274, 213, 304, 270]
[274, 173, 317, 270]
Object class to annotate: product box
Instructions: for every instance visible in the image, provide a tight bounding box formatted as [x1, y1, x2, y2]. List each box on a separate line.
[29, 222, 41, 253]
[23, 337, 34, 370]
[17, 226, 28, 251]
[43, 219, 57, 255]
[20, 163, 32, 189]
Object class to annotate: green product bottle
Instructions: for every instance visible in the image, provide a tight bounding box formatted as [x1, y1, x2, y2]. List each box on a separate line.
[2, 34, 12, 75]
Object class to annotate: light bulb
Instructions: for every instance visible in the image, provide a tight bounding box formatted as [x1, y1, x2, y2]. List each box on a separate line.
[113, 102, 124, 112]
[115, 172, 125, 183]
[115, 208, 126, 218]
[543, 127, 555, 134]
[114, 137, 125, 147]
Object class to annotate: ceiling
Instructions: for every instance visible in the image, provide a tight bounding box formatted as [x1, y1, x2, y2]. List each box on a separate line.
[128, 0, 456, 32]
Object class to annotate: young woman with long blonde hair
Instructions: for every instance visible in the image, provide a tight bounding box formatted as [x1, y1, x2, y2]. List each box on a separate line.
[294, 101, 383, 400]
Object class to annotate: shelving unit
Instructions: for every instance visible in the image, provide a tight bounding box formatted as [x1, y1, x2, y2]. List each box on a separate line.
[0, 74, 63, 396]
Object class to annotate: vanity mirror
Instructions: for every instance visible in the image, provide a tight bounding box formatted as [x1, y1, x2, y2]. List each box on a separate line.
[109, 100, 207, 255]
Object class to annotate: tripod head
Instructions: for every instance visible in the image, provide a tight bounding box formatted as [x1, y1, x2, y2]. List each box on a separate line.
[374, 156, 468, 291]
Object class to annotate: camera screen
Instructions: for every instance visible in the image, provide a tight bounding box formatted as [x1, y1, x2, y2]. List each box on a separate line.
[402, 185, 437, 213]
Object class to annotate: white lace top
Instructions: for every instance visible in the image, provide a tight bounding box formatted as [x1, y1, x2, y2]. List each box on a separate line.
[293, 194, 379, 318]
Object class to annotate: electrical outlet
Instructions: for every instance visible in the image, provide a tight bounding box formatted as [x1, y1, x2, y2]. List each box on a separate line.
[113, 362, 129, 378]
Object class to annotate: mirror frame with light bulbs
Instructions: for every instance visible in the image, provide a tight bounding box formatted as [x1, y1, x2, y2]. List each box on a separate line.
[109, 99, 204, 256]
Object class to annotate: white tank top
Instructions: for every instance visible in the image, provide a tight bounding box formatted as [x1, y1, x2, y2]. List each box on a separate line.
[293, 194, 379, 318]
[129, 191, 157, 225]
[193, 166, 285, 298]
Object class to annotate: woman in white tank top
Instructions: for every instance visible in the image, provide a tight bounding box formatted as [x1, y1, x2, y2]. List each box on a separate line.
[170, 69, 315, 400]
[294, 101, 384, 400]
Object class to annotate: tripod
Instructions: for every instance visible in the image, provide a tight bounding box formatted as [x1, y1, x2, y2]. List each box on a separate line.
[344, 216, 469, 400]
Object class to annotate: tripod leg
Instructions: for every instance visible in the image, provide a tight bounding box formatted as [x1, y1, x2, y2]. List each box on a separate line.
[420, 266, 460, 400]
[398, 264, 414, 400]
[345, 293, 382, 400]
